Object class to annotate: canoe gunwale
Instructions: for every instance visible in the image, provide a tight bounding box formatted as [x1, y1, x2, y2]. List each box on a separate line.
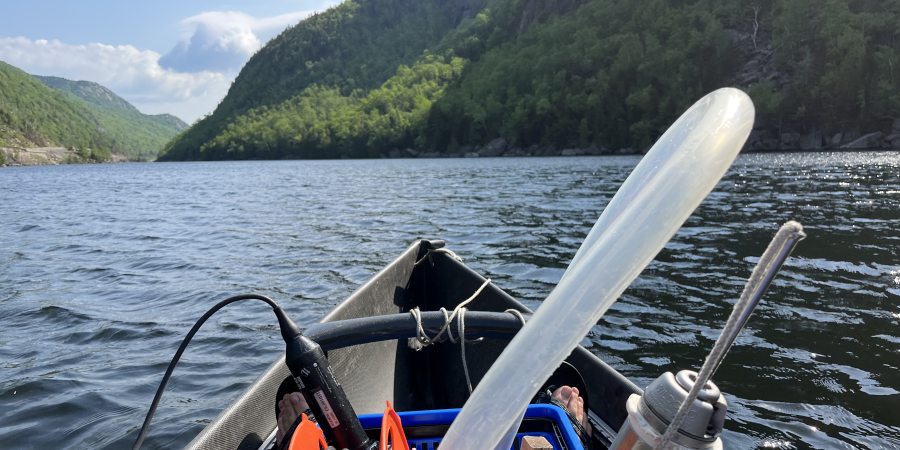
[306, 310, 531, 351]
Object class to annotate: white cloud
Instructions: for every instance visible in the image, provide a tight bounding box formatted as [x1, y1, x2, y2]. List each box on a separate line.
[0, 9, 323, 123]
[0, 36, 229, 122]
[159, 10, 317, 73]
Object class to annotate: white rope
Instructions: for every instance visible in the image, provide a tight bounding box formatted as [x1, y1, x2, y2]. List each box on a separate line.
[504, 309, 527, 326]
[458, 308, 478, 393]
[409, 278, 490, 394]
[408, 278, 533, 395]
[414, 248, 464, 267]
[410, 278, 490, 347]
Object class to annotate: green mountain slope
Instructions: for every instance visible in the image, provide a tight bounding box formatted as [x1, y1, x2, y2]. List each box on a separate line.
[1, 62, 107, 150]
[161, 0, 490, 160]
[0, 61, 188, 160]
[34, 75, 188, 133]
[34, 75, 140, 112]
[147, 114, 188, 132]
[159, 0, 900, 161]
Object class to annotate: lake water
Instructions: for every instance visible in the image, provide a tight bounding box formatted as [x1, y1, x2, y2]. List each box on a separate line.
[1, 153, 899, 449]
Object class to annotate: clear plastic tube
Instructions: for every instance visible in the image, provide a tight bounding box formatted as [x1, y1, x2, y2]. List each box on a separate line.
[438, 88, 755, 450]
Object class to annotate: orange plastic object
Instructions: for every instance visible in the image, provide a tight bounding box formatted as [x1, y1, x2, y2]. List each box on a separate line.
[288, 413, 329, 450]
[379, 401, 410, 450]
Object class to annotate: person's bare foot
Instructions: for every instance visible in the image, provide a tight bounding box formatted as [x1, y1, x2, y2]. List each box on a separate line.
[276, 392, 310, 446]
[552, 386, 592, 436]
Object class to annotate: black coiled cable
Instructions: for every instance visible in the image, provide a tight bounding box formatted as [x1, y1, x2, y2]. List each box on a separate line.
[132, 294, 280, 450]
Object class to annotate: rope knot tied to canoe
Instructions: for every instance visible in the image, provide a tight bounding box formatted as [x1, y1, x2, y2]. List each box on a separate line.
[408, 278, 528, 394]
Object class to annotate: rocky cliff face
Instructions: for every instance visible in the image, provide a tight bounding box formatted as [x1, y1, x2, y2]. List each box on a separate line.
[725, 10, 898, 152]
[727, 24, 790, 94]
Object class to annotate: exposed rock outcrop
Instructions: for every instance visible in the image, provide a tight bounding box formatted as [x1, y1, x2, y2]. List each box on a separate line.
[841, 132, 884, 149]
[779, 133, 801, 150]
[840, 129, 861, 146]
[886, 133, 900, 149]
[799, 130, 822, 150]
[728, 24, 790, 92]
[829, 133, 843, 148]
[482, 138, 507, 157]
[502, 147, 525, 157]
[584, 143, 610, 155]
[0, 147, 123, 166]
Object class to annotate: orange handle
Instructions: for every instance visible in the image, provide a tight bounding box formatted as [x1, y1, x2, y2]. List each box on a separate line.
[379, 401, 410, 450]
[288, 413, 329, 450]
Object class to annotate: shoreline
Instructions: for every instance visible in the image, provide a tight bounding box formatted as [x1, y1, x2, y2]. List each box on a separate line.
[156, 147, 900, 163]
[3, 146, 897, 168]
[0, 147, 129, 167]
[371, 146, 900, 159]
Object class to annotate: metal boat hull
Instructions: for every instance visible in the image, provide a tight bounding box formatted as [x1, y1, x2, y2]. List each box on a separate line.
[184, 240, 641, 450]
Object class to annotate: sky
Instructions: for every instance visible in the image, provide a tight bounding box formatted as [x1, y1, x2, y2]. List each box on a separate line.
[0, 0, 336, 123]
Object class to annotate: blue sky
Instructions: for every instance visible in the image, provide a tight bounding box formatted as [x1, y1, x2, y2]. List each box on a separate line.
[0, 0, 335, 122]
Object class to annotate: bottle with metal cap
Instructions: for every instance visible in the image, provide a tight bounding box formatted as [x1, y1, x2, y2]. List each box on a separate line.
[608, 370, 727, 450]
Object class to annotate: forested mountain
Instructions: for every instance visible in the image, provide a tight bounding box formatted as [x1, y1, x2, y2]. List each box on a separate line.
[34, 76, 189, 133]
[34, 76, 141, 113]
[158, 0, 900, 161]
[0, 62, 187, 161]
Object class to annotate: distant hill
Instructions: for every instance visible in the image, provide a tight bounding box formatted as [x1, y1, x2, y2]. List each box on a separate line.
[33, 75, 140, 113]
[0, 61, 187, 161]
[158, 0, 900, 161]
[149, 114, 189, 132]
[34, 75, 188, 132]
[2, 61, 102, 150]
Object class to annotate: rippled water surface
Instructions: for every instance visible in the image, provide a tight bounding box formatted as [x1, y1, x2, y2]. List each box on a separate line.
[1, 153, 899, 449]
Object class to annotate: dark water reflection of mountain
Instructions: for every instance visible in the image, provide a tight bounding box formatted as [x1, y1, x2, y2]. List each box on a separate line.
[1, 153, 898, 449]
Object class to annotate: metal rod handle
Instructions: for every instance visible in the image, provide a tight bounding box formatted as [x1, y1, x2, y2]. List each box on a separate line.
[654, 221, 806, 450]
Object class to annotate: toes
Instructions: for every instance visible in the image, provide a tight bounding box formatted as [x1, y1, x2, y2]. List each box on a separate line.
[552, 386, 573, 403]
[291, 392, 309, 411]
[566, 390, 580, 419]
[575, 396, 592, 437]
[578, 397, 588, 430]
[552, 386, 564, 398]
[277, 392, 307, 445]
[280, 394, 298, 431]
[551, 386, 590, 437]
[277, 396, 291, 445]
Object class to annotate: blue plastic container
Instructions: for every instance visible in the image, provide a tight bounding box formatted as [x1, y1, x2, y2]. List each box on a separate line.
[357, 404, 584, 450]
